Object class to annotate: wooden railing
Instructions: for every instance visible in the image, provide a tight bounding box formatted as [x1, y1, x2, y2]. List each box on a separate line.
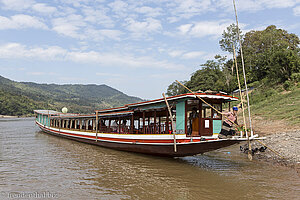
[51, 120, 173, 134]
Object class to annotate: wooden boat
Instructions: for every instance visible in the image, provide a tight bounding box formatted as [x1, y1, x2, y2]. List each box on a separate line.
[34, 92, 258, 157]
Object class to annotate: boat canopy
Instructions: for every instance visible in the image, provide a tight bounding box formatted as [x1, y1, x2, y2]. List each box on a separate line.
[34, 110, 61, 115]
[96, 92, 238, 114]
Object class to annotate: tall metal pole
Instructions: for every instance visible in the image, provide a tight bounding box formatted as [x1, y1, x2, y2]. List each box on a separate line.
[233, 0, 253, 137]
[233, 0, 252, 161]
[233, 45, 248, 138]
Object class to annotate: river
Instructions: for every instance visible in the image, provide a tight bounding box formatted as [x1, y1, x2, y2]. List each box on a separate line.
[0, 118, 299, 200]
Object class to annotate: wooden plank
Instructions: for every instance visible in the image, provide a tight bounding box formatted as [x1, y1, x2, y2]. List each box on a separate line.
[131, 114, 134, 133]
[96, 111, 98, 142]
[154, 110, 156, 134]
[166, 109, 169, 134]
[198, 99, 201, 136]
[143, 111, 145, 134]
[163, 93, 177, 152]
[158, 116, 161, 134]
[185, 101, 188, 135]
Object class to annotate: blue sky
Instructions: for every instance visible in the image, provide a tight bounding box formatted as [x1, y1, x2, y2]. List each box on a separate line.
[0, 0, 300, 100]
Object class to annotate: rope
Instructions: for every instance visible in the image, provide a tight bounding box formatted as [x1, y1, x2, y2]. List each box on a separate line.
[256, 139, 285, 159]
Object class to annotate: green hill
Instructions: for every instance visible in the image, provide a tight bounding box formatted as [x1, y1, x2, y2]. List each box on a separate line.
[166, 25, 300, 126]
[0, 75, 142, 116]
[249, 84, 300, 125]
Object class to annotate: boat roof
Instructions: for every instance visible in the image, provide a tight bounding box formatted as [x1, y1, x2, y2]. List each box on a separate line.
[34, 110, 95, 118]
[98, 110, 133, 118]
[34, 110, 61, 115]
[35, 92, 238, 117]
[96, 92, 238, 113]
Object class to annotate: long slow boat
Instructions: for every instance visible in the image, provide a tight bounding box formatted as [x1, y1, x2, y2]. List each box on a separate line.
[34, 92, 258, 157]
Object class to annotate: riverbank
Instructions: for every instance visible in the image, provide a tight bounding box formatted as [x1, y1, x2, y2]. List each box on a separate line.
[246, 116, 300, 174]
[251, 131, 300, 173]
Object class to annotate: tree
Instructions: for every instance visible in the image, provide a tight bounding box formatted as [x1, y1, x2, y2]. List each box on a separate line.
[269, 49, 300, 82]
[242, 25, 300, 83]
[166, 81, 187, 96]
[185, 55, 235, 93]
[219, 23, 242, 54]
[166, 25, 300, 96]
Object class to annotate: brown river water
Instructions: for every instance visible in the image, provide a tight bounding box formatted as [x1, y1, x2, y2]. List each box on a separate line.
[0, 118, 299, 200]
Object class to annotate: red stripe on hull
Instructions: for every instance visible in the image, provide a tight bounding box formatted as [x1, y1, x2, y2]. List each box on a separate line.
[37, 123, 242, 157]
[37, 123, 199, 144]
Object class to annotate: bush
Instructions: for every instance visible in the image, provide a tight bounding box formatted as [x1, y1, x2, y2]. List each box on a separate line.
[291, 73, 300, 83]
[264, 88, 276, 97]
[283, 80, 293, 90]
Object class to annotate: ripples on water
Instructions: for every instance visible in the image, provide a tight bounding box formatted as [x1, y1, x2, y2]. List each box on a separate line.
[0, 118, 299, 200]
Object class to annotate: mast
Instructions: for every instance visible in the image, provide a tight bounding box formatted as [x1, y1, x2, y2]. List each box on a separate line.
[233, 0, 253, 160]
[233, 0, 253, 137]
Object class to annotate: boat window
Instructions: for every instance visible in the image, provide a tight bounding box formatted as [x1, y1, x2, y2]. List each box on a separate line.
[212, 104, 222, 119]
[202, 103, 211, 118]
[186, 100, 200, 136]
[52, 106, 178, 134]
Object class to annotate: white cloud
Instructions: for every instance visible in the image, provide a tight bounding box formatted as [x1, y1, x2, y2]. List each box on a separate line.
[0, 43, 186, 70]
[27, 71, 58, 76]
[135, 6, 163, 17]
[52, 15, 86, 39]
[262, 0, 297, 8]
[125, 18, 162, 37]
[217, 0, 300, 12]
[0, 14, 47, 30]
[96, 72, 123, 77]
[32, 3, 57, 14]
[67, 51, 184, 70]
[85, 29, 123, 41]
[0, 43, 67, 60]
[182, 51, 205, 59]
[27, 72, 45, 75]
[177, 24, 193, 35]
[167, 0, 213, 22]
[56, 6, 77, 16]
[51, 12, 121, 41]
[52, 12, 123, 41]
[293, 6, 300, 16]
[82, 6, 115, 28]
[168, 50, 184, 57]
[0, 0, 34, 11]
[178, 20, 233, 38]
[108, 0, 129, 18]
[167, 49, 215, 60]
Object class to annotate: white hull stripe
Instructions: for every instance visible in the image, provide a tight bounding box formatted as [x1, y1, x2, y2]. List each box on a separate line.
[36, 121, 247, 145]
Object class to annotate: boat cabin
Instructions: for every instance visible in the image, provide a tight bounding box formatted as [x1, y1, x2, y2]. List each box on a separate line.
[35, 92, 237, 137]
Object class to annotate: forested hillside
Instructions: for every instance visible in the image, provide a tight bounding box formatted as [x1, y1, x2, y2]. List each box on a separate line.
[167, 25, 300, 125]
[0, 76, 142, 116]
[167, 25, 299, 96]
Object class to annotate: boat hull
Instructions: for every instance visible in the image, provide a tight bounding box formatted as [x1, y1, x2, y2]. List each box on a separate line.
[37, 122, 243, 157]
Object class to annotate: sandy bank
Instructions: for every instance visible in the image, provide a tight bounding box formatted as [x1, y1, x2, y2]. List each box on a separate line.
[248, 130, 300, 174]
[237, 115, 300, 173]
